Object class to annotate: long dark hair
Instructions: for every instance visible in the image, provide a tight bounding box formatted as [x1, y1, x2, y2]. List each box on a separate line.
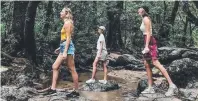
[141, 6, 149, 18]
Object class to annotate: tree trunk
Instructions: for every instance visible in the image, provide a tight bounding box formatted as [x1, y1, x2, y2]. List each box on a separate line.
[106, 1, 124, 51]
[193, 1, 198, 9]
[43, 1, 53, 36]
[124, 1, 127, 45]
[24, 1, 40, 64]
[4, 2, 13, 38]
[92, 1, 97, 29]
[182, 17, 188, 47]
[158, 1, 179, 46]
[9, 1, 28, 56]
[163, 1, 167, 22]
[183, 1, 198, 26]
[189, 22, 194, 46]
[169, 1, 179, 25]
[186, 11, 198, 26]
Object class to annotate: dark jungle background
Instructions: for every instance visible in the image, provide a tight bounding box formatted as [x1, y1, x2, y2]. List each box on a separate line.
[1, 1, 198, 101]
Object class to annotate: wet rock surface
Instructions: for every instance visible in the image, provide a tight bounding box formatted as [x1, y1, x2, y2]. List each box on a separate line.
[1, 69, 198, 101]
[28, 91, 89, 101]
[81, 80, 119, 92]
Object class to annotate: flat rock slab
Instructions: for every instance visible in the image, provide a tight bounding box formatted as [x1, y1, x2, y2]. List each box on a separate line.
[137, 94, 182, 101]
[155, 97, 182, 101]
[179, 88, 198, 101]
[28, 92, 89, 101]
[28, 96, 89, 101]
[136, 96, 154, 101]
[81, 80, 119, 92]
[140, 93, 165, 98]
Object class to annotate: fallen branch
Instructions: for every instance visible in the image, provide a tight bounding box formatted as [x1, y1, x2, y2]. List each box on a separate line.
[1, 51, 15, 60]
[1, 51, 14, 60]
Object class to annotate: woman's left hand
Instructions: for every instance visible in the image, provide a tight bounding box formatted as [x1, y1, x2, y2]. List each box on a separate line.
[63, 52, 67, 60]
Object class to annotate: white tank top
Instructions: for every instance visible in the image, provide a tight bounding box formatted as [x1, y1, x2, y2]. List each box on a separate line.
[140, 20, 152, 35]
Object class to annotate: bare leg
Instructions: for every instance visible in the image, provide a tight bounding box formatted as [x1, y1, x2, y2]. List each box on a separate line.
[103, 60, 108, 80]
[91, 57, 99, 79]
[152, 60, 173, 85]
[51, 54, 63, 90]
[144, 60, 153, 87]
[67, 55, 79, 90]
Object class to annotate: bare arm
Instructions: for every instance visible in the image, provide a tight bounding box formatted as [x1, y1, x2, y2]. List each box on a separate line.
[98, 41, 103, 56]
[143, 17, 151, 48]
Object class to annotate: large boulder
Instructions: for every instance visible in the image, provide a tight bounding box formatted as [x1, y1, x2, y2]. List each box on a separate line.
[1, 69, 35, 88]
[75, 49, 95, 67]
[1, 58, 35, 86]
[125, 64, 145, 70]
[158, 47, 189, 65]
[182, 50, 198, 60]
[136, 79, 169, 95]
[14, 75, 34, 88]
[1, 86, 38, 101]
[1, 69, 19, 86]
[186, 80, 198, 89]
[134, 79, 183, 101]
[136, 79, 148, 95]
[81, 80, 119, 92]
[179, 88, 198, 101]
[107, 52, 121, 66]
[116, 54, 142, 66]
[167, 58, 198, 87]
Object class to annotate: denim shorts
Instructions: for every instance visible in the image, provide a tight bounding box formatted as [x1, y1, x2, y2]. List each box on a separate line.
[60, 40, 75, 55]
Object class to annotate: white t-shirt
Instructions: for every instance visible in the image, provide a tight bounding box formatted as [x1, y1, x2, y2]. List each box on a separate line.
[97, 34, 107, 50]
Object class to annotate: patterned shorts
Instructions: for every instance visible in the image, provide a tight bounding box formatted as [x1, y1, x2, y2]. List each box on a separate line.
[96, 50, 108, 61]
[143, 35, 158, 60]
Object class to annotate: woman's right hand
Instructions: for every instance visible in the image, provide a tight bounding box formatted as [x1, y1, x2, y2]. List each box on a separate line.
[54, 48, 60, 54]
[142, 47, 150, 54]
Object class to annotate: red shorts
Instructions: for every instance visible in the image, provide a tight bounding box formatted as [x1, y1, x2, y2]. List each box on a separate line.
[143, 35, 158, 60]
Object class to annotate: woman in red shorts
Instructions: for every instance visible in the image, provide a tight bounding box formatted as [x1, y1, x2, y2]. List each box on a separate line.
[138, 6, 178, 96]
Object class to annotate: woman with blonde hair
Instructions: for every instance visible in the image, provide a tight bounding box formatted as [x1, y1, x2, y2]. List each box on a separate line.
[45, 7, 79, 97]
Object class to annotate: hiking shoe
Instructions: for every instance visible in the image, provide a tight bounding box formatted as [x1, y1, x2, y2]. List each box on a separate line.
[99, 80, 107, 84]
[86, 79, 95, 84]
[66, 90, 80, 98]
[141, 87, 155, 94]
[165, 84, 178, 96]
[43, 88, 56, 95]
